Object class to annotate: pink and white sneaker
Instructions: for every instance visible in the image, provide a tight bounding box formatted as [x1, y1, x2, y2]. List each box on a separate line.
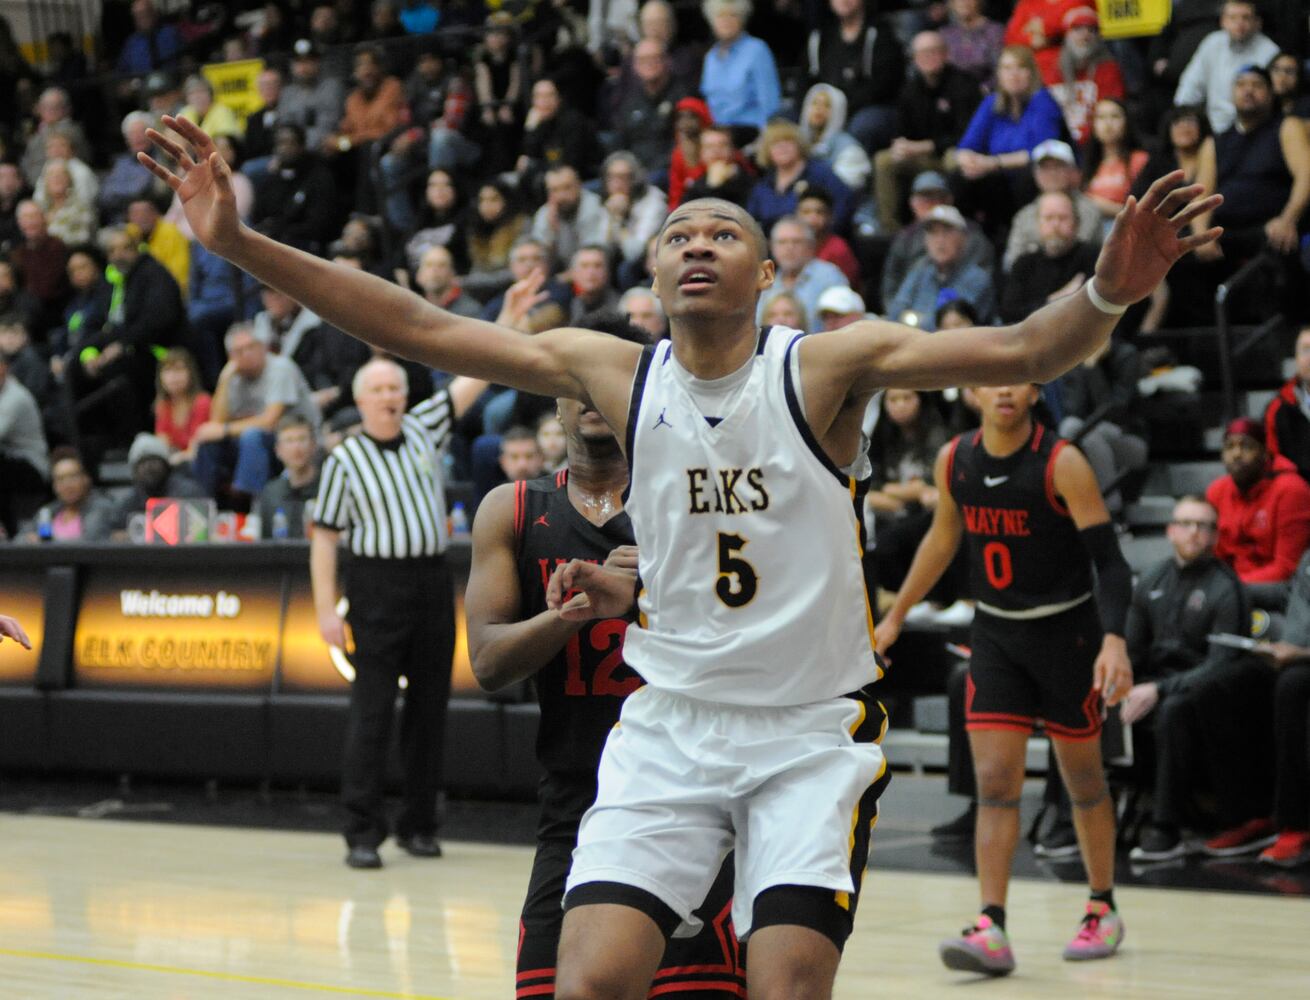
[939, 914, 1016, 976]
[1063, 901, 1125, 961]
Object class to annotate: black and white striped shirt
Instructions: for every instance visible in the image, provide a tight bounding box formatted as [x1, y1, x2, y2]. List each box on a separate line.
[314, 390, 452, 558]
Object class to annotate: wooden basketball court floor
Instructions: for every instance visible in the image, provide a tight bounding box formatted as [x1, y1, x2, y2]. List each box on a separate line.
[2, 813, 1307, 999]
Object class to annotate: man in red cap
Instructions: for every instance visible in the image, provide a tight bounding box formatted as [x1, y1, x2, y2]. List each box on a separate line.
[1045, 8, 1125, 145]
[1206, 416, 1310, 609]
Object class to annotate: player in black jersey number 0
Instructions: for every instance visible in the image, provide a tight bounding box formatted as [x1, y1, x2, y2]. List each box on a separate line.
[879, 383, 1134, 976]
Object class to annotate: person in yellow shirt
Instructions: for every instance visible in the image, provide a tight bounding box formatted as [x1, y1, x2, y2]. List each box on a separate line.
[128, 198, 190, 297]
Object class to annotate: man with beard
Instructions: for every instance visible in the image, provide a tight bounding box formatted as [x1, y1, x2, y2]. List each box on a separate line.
[1045, 8, 1125, 146]
[467, 315, 745, 997]
[1001, 191, 1100, 322]
[530, 166, 608, 274]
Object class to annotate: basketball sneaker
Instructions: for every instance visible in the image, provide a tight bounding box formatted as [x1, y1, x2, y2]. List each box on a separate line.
[1202, 817, 1277, 857]
[1258, 830, 1310, 868]
[1034, 817, 1080, 860]
[939, 915, 1015, 976]
[1062, 901, 1124, 961]
[1129, 823, 1189, 863]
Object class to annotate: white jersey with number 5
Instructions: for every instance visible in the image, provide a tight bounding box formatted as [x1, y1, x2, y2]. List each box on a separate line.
[621, 326, 882, 706]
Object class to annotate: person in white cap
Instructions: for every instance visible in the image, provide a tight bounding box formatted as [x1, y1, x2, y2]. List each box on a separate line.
[886, 204, 995, 330]
[755, 215, 849, 332]
[1003, 138, 1103, 271]
[815, 285, 869, 331]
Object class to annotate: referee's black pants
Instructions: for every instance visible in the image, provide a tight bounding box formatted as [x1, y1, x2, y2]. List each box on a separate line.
[341, 553, 455, 849]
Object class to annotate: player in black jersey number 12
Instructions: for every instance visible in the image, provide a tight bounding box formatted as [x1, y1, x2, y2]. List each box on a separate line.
[878, 383, 1134, 976]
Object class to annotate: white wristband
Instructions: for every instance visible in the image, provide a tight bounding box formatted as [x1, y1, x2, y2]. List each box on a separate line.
[1085, 278, 1128, 316]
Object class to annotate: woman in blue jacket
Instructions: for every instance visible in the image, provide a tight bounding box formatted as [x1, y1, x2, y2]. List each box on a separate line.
[746, 119, 854, 235]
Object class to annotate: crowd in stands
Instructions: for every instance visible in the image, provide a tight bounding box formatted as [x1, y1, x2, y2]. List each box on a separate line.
[0, 0, 1308, 866]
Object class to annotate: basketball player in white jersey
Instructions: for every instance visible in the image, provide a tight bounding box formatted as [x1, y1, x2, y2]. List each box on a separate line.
[140, 115, 1221, 1000]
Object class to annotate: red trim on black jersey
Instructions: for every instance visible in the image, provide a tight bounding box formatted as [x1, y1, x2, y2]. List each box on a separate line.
[945, 434, 963, 495]
[1045, 439, 1071, 517]
[513, 479, 528, 542]
[556, 468, 568, 488]
[1030, 422, 1045, 451]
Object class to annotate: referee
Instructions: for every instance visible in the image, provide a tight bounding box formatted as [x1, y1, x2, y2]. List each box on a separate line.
[311, 357, 485, 869]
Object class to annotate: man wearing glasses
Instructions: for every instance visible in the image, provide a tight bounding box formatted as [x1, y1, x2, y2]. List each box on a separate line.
[1122, 495, 1271, 862]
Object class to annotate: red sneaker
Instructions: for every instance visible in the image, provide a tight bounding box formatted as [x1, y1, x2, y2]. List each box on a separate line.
[1202, 818, 1277, 857]
[1258, 830, 1310, 868]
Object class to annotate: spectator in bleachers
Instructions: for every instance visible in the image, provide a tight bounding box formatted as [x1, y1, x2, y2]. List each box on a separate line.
[0, 316, 50, 408]
[179, 75, 242, 139]
[15, 446, 113, 542]
[0, 348, 48, 537]
[323, 43, 408, 209]
[34, 160, 95, 246]
[599, 152, 667, 268]
[191, 322, 321, 504]
[1207, 416, 1310, 610]
[941, 0, 1005, 87]
[35, 131, 97, 213]
[1269, 51, 1310, 120]
[803, 0, 903, 154]
[106, 432, 206, 536]
[864, 388, 951, 596]
[243, 67, 285, 163]
[1045, 8, 1124, 147]
[187, 238, 260, 386]
[463, 180, 529, 301]
[478, 237, 571, 321]
[756, 216, 848, 333]
[1003, 139, 1103, 271]
[1264, 326, 1310, 484]
[116, 0, 183, 77]
[567, 246, 620, 323]
[415, 245, 480, 319]
[473, 14, 523, 175]
[886, 205, 995, 330]
[0, 18, 35, 137]
[1000, 191, 1099, 322]
[281, 40, 347, 155]
[1175, 0, 1279, 134]
[1053, 333, 1148, 511]
[251, 124, 339, 255]
[256, 413, 321, 538]
[517, 78, 602, 191]
[747, 119, 853, 235]
[498, 424, 545, 484]
[530, 165, 607, 275]
[128, 197, 189, 297]
[153, 347, 211, 467]
[1246, 549, 1310, 866]
[364, 0, 406, 42]
[0, 258, 39, 334]
[798, 84, 871, 197]
[0, 161, 29, 249]
[536, 412, 566, 472]
[1120, 495, 1265, 862]
[666, 97, 713, 209]
[679, 125, 753, 208]
[618, 286, 667, 340]
[100, 112, 167, 224]
[815, 285, 868, 330]
[1004, 0, 1081, 82]
[402, 169, 467, 274]
[761, 290, 809, 333]
[143, 71, 183, 120]
[48, 245, 108, 381]
[950, 45, 1065, 232]
[10, 200, 69, 331]
[637, 0, 700, 93]
[1131, 105, 1211, 200]
[20, 89, 90, 186]
[874, 30, 982, 235]
[700, 0, 780, 144]
[1174, 64, 1310, 325]
[798, 188, 860, 289]
[423, 74, 480, 182]
[881, 171, 993, 311]
[1082, 99, 1148, 221]
[613, 38, 694, 169]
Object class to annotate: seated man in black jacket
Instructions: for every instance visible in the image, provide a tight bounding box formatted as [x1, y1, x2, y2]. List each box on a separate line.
[1123, 495, 1274, 862]
[251, 124, 339, 256]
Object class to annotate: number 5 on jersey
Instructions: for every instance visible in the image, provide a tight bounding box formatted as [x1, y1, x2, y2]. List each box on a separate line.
[716, 532, 758, 607]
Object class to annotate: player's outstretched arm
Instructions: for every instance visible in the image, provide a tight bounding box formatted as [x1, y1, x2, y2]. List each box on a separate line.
[814, 172, 1222, 395]
[137, 116, 639, 418]
[877, 444, 965, 660]
[465, 484, 586, 692]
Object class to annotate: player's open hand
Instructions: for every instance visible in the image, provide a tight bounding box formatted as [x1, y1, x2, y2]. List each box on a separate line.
[0, 614, 31, 649]
[1092, 170, 1223, 307]
[1093, 635, 1132, 708]
[547, 560, 636, 622]
[137, 116, 242, 256]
